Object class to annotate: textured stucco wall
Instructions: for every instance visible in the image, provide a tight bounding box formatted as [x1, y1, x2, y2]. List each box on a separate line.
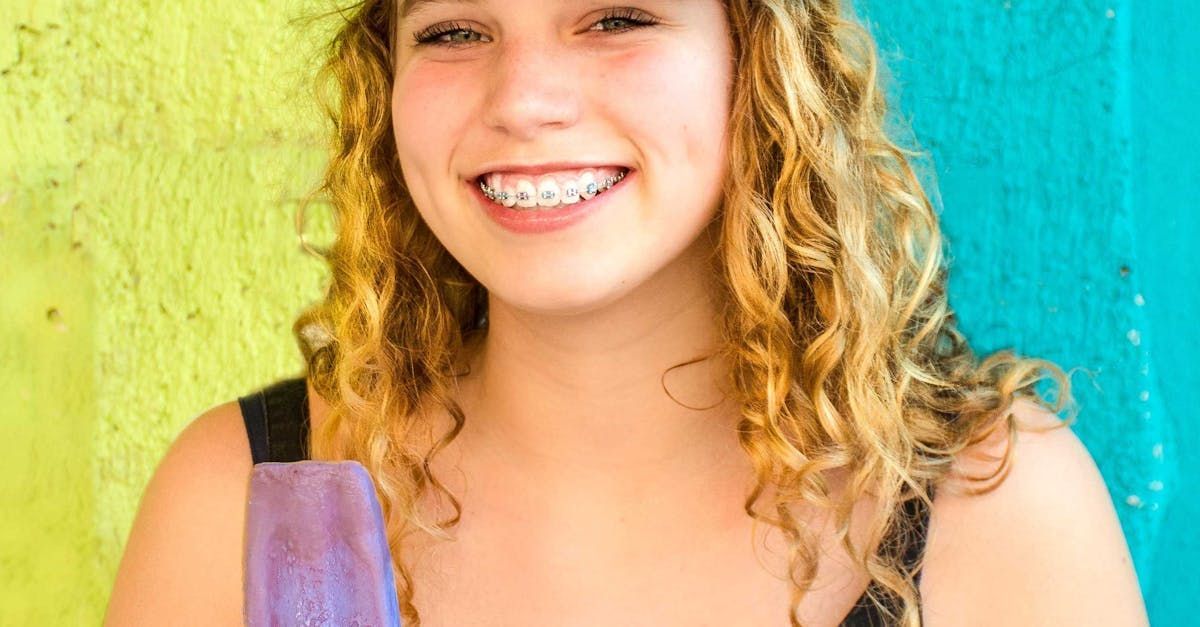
[1, 1, 334, 623]
[857, 0, 1194, 623]
[1127, 1, 1199, 620]
[1, 1, 1192, 624]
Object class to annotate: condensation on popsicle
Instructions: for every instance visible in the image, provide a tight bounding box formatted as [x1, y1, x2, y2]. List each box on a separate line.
[244, 460, 402, 626]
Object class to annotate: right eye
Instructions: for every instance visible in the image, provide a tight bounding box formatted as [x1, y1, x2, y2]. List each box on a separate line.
[412, 21, 489, 47]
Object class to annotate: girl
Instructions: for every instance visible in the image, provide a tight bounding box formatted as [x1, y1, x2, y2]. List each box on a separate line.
[106, 2, 1148, 625]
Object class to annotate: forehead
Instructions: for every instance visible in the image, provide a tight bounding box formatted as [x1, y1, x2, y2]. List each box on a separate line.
[400, 0, 482, 20]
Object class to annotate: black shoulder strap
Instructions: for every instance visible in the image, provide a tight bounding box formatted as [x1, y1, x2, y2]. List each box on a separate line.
[840, 486, 935, 626]
[237, 376, 311, 464]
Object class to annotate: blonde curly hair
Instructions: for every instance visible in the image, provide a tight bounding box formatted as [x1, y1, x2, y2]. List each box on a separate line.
[290, 1, 1075, 625]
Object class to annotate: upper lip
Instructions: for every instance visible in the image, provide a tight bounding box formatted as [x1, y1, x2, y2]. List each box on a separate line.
[468, 161, 632, 181]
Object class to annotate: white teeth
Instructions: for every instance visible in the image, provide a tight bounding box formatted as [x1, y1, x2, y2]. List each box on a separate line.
[478, 168, 626, 210]
[514, 179, 537, 208]
[578, 171, 598, 200]
[536, 178, 560, 207]
[561, 179, 580, 205]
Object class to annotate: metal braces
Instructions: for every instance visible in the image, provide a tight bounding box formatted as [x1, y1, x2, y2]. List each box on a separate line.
[479, 169, 627, 203]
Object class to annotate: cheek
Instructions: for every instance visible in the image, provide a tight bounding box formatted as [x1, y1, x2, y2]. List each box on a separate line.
[601, 42, 731, 181]
[391, 67, 472, 175]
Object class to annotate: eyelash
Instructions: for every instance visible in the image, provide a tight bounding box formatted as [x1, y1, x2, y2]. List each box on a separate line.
[412, 7, 659, 48]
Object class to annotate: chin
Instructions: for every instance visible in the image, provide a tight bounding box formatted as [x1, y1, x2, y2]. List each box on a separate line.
[481, 259, 655, 318]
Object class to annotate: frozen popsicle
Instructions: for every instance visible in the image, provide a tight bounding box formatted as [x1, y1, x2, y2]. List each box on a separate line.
[244, 460, 402, 627]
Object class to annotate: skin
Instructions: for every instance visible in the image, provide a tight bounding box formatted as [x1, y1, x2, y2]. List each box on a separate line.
[391, 0, 747, 508]
[386, 2, 818, 621]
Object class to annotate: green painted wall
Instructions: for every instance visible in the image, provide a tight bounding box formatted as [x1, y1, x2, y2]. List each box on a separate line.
[0, 1, 333, 623]
[1, 1, 1191, 624]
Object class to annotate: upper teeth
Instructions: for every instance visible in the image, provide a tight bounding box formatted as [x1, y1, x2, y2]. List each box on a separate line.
[479, 168, 628, 209]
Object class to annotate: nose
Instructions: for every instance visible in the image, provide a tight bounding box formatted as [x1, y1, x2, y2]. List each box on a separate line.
[478, 37, 582, 141]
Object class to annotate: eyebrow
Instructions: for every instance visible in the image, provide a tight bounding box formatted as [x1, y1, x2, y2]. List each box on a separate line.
[400, 0, 483, 20]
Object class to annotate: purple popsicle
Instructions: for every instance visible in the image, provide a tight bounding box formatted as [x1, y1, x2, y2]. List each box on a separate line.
[244, 460, 402, 627]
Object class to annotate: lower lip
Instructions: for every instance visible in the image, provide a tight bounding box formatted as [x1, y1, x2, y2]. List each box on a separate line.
[468, 169, 635, 235]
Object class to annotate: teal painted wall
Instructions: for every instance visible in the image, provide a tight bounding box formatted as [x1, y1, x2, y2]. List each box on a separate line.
[0, 1, 1191, 624]
[857, 0, 1195, 624]
[1128, 1, 1199, 621]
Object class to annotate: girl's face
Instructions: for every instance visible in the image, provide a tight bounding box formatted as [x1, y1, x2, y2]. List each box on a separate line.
[392, 1, 733, 314]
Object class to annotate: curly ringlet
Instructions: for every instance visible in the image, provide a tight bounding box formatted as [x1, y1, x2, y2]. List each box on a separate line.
[288, 1, 1076, 625]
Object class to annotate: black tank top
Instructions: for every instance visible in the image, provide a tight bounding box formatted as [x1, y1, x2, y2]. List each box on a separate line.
[238, 377, 932, 626]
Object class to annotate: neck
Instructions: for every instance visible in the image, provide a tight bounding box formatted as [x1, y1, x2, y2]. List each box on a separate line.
[451, 236, 748, 501]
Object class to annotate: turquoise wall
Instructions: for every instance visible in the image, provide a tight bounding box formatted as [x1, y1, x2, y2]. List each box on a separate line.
[857, 1, 1196, 623]
[0, 0, 1191, 624]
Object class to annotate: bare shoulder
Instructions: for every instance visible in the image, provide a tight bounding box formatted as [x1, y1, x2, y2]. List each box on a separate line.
[921, 398, 1150, 627]
[104, 399, 253, 626]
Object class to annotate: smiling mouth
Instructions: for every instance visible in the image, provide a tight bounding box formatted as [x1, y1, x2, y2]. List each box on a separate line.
[474, 167, 631, 211]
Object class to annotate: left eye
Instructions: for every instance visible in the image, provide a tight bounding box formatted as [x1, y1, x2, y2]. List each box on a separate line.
[412, 20, 483, 47]
[587, 8, 659, 34]
[412, 8, 660, 48]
